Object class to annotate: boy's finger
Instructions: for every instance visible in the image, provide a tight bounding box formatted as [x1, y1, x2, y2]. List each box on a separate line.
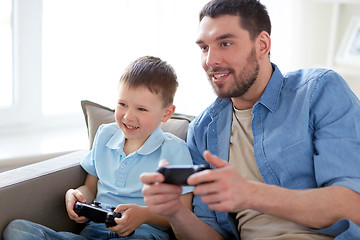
[73, 191, 86, 203]
[114, 204, 128, 213]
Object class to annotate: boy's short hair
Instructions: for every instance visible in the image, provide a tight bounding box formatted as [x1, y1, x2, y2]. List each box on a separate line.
[199, 0, 271, 40]
[119, 56, 178, 107]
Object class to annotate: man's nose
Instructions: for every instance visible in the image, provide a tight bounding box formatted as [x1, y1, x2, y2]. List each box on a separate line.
[206, 48, 222, 67]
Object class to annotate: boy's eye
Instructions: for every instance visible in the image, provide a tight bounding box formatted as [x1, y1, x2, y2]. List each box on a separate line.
[138, 108, 147, 112]
[118, 102, 127, 107]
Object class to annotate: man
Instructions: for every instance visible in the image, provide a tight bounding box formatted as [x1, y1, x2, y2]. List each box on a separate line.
[140, 0, 360, 239]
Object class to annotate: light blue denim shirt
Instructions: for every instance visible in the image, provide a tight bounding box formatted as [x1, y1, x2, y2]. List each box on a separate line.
[187, 64, 360, 240]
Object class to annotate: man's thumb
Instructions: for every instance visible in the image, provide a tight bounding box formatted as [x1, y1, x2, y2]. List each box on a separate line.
[203, 150, 229, 168]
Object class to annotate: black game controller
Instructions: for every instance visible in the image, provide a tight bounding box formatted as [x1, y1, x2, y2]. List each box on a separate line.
[157, 164, 210, 185]
[74, 201, 121, 228]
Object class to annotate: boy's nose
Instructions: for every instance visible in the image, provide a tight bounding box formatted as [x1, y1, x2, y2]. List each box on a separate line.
[124, 109, 135, 121]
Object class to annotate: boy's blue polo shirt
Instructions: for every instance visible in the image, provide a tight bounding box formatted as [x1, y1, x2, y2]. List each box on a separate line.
[187, 64, 360, 239]
[81, 123, 193, 209]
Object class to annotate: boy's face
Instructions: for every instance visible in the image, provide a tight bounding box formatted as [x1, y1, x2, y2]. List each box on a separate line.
[115, 82, 173, 145]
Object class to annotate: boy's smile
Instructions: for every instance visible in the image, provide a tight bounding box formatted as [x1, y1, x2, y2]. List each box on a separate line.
[122, 122, 139, 132]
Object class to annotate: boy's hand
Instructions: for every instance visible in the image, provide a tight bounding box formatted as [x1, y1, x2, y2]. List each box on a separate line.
[108, 204, 144, 237]
[65, 188, 88, 223]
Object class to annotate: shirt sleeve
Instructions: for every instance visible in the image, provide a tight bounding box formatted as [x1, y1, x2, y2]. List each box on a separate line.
[308, 70, 360, 239]
[310, 70, 360, 194]
[314, 219, 360, 239]
[80, 125, 105, 177]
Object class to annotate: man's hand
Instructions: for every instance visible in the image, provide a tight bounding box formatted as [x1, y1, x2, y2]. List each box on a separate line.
[141, 158, 226, 240]
[140, 160, 184, 217]
[191, 151, 360, 230]
[188, 150, 255, 213]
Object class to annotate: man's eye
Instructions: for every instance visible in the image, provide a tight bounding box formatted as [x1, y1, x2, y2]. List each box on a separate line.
[199, 45, 209, 52]
[221, 42, 231, 47]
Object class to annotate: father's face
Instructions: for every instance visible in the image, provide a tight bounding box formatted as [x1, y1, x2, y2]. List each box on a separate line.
[196, 14, 259, 99]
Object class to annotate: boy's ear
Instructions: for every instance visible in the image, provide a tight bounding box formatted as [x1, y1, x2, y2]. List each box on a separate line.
[161, 104, 175, 123]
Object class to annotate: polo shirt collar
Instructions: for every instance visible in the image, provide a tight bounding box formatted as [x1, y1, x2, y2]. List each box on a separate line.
[106, 125, 165, 155]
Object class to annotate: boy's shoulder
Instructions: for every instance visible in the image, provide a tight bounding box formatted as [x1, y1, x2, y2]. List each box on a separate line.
[96, 122, 121, 142]
[159, 131, 189, 153]
[98, 122, 119, 133]
[163, 131, 186, 144]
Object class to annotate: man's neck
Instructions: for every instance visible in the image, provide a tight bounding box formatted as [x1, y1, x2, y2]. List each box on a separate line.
[232, 61, 273, 110]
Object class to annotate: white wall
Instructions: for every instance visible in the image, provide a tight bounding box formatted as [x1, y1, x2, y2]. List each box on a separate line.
[1, 0, 360, 169]
[264, 0, 360, 97]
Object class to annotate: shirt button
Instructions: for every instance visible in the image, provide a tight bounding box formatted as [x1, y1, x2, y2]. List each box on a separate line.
[121, 164, 126, 168]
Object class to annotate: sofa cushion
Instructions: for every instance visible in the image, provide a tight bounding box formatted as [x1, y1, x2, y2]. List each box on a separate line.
[81, 100, 194, 149]
[0, 150, 88, 235]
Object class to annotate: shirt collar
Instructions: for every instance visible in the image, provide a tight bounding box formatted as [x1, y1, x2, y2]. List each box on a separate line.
[209, 98, 233, 118]
[255, 63, 284, 113]
[106, 125, 165, 155]
[209, 63, 285, 117]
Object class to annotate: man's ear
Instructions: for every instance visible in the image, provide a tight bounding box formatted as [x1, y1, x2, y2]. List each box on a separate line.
[161, 104, 175, 123]
[256, 31, 271, 60]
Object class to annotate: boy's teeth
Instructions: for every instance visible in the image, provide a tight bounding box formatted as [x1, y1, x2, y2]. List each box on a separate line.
[125, 124, 138, 129]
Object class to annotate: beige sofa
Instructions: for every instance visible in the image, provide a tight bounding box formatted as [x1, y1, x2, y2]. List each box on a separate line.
[0, 100, 194, 237]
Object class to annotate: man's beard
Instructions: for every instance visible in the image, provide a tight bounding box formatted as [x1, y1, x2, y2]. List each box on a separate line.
[207, 48, 259, 99]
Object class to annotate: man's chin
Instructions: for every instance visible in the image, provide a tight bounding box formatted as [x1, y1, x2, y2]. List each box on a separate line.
[215, 89, 247, 99]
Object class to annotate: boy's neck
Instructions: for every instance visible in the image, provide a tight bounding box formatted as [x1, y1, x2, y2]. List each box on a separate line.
[123, 138, 147, 156]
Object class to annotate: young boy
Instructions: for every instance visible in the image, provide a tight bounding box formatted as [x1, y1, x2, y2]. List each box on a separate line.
[3, 56, 193, 240]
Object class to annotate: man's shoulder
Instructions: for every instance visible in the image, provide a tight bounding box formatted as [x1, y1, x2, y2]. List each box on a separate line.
[283, 68, 339, 91]
[191, 98, 232, 127]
